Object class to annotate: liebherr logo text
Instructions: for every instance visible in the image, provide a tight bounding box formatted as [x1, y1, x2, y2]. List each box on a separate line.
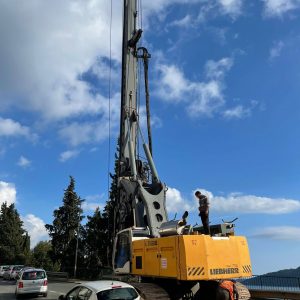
[210, 268, 239, 275]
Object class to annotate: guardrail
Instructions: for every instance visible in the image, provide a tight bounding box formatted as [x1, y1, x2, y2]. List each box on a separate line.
[237, 275, 300, 299]
[250, 289, 300, 299]
[46, 271, 69, 282]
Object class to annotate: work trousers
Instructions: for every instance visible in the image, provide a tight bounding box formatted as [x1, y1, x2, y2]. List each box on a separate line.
[200, 211, 210, 235]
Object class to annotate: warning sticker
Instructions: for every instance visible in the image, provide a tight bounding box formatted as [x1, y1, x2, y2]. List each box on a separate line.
[161, 258, 167, 269]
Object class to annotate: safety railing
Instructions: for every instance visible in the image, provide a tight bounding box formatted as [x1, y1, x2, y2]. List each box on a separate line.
[238, 275, 300, 293]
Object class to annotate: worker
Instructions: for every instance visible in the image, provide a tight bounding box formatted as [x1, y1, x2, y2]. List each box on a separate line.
[195, 190, 210, 235]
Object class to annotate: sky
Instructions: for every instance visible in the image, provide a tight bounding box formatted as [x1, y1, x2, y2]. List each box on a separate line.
[0, 0, 300, 275]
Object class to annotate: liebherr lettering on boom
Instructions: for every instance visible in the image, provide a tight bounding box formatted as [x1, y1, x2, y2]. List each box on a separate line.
[111, 1, 252, 299]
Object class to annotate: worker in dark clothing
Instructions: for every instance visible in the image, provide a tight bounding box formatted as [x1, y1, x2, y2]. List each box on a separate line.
[195, 190, 210, 235]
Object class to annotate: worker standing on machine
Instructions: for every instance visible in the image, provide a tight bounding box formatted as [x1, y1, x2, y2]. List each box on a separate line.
[195, 190, 210, 235]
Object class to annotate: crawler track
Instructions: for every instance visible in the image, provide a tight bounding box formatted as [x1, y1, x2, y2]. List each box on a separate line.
[131, 281, 250, 300]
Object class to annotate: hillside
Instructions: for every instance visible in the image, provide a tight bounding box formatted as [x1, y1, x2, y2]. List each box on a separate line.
[242, 267, 300, 289]
[264, 266, 300, 278]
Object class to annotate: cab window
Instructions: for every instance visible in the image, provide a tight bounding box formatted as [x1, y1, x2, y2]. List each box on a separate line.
[115, 231, 131, 269]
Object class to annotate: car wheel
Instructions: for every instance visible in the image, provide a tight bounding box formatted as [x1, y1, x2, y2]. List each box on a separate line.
[15, 293, 21, 299]
[43, 293, 48, 298]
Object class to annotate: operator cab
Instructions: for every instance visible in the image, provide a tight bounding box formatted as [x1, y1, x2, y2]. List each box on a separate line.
[113, 227, 150, 274]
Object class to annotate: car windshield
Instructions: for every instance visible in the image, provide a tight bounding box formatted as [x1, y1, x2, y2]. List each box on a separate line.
[22, 271, 45, 280]
[97, 287, 138, 300]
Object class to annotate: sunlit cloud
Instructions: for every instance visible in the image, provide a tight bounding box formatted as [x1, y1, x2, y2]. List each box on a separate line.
[251, 226, 300, 240]
[166, 187, 300, 216]
[269, 40, 285, 60]
[22, 214, 49, 248]
[59, 150, 80, 162]
[262, 0, 300, 17]
[0, 117, 37, 141]
[0, 181, 16, 206]
[17, 155, 31, 168]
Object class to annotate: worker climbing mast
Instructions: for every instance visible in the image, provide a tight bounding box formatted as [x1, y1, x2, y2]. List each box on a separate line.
[112, 1, 252, 299]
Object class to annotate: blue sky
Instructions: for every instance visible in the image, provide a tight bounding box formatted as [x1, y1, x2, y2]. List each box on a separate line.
[0, 0, 300, 275]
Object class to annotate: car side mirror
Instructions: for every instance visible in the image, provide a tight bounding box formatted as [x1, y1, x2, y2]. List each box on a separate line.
[58, 295, 65, 300]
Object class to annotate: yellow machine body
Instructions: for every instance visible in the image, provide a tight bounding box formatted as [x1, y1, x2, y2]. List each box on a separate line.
[132, 234, 252, 280]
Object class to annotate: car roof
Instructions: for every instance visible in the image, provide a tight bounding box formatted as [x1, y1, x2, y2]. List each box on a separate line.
[22, 268, 46, 273]
[80, 280, 136, 293]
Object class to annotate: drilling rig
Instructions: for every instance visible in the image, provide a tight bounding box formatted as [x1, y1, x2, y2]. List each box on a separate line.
[111, 0, 252, 299]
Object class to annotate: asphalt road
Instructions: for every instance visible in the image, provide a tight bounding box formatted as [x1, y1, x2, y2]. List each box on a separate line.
[0, 278, 79, 300]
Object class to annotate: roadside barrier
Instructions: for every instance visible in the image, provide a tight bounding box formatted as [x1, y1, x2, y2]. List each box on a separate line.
[46, 271, 69, 282]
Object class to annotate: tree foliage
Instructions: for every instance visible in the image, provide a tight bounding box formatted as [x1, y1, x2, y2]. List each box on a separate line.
[45, 176, 84, 274]
[82, 207, 109, 278]
[102, 145, 120, 267]
[0, 202, 30, 264]
[31, 241, 54, 271]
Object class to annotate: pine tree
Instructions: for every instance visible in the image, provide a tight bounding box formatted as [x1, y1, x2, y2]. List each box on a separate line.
[45, 176, 84, 275]
[83, 207, 108, 278]
[0, 202, 29, 264]
[103, 144, 120, 267]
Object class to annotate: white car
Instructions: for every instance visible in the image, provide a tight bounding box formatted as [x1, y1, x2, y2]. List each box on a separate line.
[58, 280, 141, 300]
[15, 268, 48, 298]
[0, 265, 10, 277]
[11, 265, 24, 280]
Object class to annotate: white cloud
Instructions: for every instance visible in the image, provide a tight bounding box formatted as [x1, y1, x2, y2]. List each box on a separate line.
[22, 214, 49, 248]
[59, 150, 80, 162]
[205, 58, 233, 79]
[251, 226, 300, 240]
[218, 0, 243, 17]
[156, 64, 190, 101]
[0, 1, 123, 121]
[0, 181, 16, 206]
[169, 15, 192, 28]
[262, 0, 300, 17]
[82, 201, 101, 212]
[17, 156, 31, 168]
[269, 40, 285, 60]
[144, 0, 243, 24]
[156, 57, 233, 117]
[82, 193, 105, 212]
[58, 94, 120, 147]
[211, 192, 300, 214]
[167, 187, 300, 216]
[166, 187, 193, 216]
[0, 117, 37, 141]
[59, 121, 109, 147]
[223, 105, 251, 119]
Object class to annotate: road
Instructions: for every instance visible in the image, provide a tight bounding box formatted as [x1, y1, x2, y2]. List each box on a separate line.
[0, 278, 79, 300]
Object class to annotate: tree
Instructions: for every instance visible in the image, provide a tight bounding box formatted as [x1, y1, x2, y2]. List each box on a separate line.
[83, 207, 108, 278]
[103, 144, 120, 267]
[31, 241, 53, 271]
[0, 202, 30, 264]
[45, 176, 84, 275]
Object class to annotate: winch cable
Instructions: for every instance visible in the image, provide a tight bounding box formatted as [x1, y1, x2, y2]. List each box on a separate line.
[107, 0, 113, 201]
